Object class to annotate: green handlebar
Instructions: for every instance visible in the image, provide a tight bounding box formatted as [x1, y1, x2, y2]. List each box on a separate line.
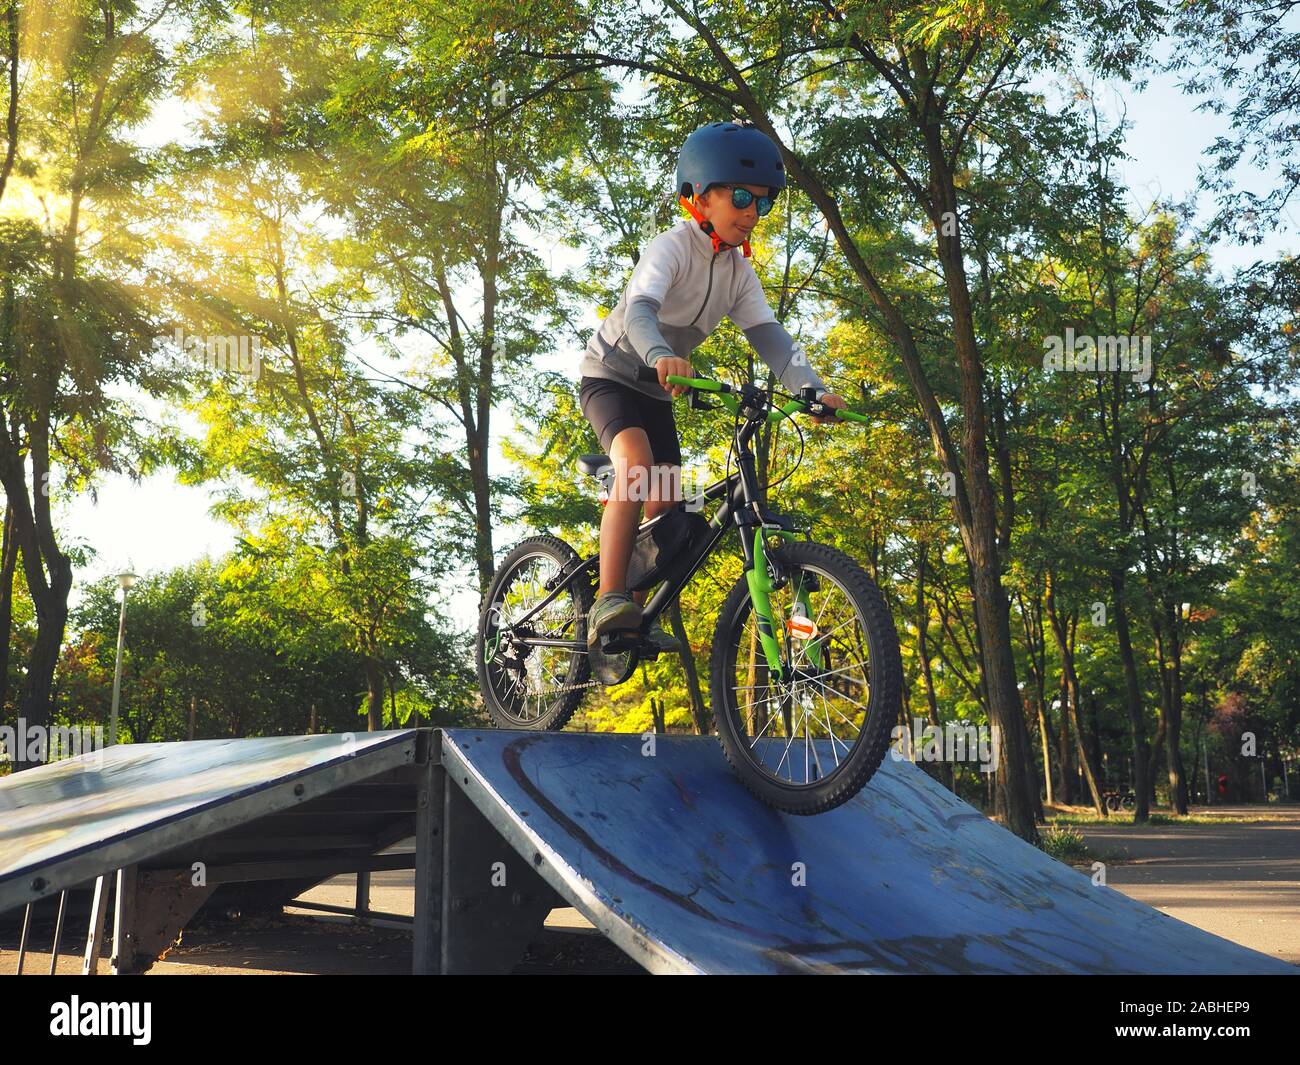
[665, 374, 723, 392]
[663, 374, 870, 425]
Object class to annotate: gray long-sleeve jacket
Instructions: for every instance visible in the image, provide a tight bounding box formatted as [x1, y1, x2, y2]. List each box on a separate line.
[579, 219, 830, 402]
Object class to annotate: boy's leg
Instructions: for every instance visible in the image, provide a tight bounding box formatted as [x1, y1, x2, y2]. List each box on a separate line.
[597, 426, 655, 598]
[631, 464, 682, 608]
[581, 377, 683, 650]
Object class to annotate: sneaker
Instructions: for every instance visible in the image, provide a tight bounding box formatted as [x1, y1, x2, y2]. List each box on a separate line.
[586, 591, 642, 648]
[641, 625, 682, 654]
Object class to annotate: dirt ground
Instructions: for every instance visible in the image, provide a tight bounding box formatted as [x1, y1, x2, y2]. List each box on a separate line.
[0, 911, 641, 975]
[5, 808, 1297, 973]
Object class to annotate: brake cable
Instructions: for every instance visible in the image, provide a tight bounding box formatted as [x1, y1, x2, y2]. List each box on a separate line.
[758, 382, 811, 492]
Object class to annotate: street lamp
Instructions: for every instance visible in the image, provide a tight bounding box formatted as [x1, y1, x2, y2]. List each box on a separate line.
[107, 568, 138, 747]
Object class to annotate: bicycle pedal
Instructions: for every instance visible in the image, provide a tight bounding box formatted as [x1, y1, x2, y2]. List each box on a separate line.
[596, 630, 639, 654]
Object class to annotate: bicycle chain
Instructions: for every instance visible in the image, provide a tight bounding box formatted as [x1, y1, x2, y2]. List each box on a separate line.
[494, 647, 620, 698]
[527, 677, 604, 696]
[489, 594, 629, 697]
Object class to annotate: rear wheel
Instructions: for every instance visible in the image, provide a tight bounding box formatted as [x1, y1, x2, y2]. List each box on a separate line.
[709, 540, 902, 815]
[477, 536, 593, 730]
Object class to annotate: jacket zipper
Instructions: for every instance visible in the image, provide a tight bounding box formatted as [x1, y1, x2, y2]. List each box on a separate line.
[686, 249, 719, 330]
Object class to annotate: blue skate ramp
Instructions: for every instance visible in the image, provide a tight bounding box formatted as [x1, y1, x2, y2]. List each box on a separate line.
[0, 731, 419, 914]
[440, 729, 1296, 975]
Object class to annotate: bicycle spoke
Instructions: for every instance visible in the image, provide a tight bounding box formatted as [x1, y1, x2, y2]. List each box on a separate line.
[747, 692, 785, 747]
[727, 560, 879, 790]
[802, 657, 871, 689]
[808, 711, 826, 780]
[799, 672, 870, 726]
[484, 549, 590, 723]
[799, 670, 871, 714]
[813, 686, 852, 761]
[770, 706, 804, 779]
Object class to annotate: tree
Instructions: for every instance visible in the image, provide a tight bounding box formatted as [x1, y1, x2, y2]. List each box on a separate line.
[0, 1, 187, 769]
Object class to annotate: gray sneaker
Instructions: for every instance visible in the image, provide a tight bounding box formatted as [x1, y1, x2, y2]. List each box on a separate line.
[587, 591, 642, 648]
[641, 625, 681, 654]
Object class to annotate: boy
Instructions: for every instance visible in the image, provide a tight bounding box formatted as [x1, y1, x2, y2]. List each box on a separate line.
[578, 120, 846, 652]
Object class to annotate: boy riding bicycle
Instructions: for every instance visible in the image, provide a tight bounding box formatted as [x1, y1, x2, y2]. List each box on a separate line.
[578, 120, 846, 652]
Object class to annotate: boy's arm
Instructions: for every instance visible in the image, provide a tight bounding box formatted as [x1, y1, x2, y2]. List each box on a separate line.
[742, 321, 829, 396]
[622, 234, 683, 368]
[625, 296, 676, 367]
[730, 261, 830, 395]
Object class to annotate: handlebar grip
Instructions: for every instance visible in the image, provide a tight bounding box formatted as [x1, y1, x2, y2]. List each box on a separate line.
[636, 364, 660, 383]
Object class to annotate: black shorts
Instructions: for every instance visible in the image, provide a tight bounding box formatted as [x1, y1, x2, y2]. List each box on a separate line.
[578, 375, 682, 467]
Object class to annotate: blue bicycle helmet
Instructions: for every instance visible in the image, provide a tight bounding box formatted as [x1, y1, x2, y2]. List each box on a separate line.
[675, 120, 786, 201]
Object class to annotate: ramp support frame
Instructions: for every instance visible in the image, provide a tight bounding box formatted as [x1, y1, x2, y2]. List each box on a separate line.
[413, 738, 564, 974]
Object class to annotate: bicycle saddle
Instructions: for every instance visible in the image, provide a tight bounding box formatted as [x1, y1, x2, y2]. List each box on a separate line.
[577, 453, 611, 478]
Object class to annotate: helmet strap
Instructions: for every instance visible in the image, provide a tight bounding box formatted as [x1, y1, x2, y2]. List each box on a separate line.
[678, 194, 752, 258]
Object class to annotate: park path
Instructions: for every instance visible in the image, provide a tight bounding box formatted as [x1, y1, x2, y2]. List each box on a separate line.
[1073, 805, 1300, 965]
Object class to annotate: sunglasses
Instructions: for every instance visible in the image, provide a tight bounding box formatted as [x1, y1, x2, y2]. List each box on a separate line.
[715, 184, 778, 217]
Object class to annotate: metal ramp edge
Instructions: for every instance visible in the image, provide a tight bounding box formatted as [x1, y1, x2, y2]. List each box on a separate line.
[437, 731, 696, 974]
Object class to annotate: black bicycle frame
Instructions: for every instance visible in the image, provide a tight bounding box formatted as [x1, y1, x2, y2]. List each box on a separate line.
[503, 383, 806, 652]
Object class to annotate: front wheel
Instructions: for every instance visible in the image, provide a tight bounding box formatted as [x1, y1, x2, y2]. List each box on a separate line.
[709, 540, 902, 815]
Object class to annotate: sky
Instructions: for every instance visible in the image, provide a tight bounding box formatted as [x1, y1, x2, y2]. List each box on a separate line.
[59, 41, 1297, 636]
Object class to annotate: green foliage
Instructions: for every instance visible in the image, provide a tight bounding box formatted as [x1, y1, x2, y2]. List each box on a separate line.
[1039, 825, 1091, 863]
[1, 0, 1296, 793]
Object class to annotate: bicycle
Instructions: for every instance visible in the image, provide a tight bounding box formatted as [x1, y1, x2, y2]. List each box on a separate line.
[476, 364, 903, 815]
[1103, 790, 1136, 813]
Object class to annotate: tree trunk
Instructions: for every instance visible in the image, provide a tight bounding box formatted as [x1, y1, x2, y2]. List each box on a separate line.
[364, 657, 385, 731]
[0, 2, 19, 205]
[1063, 649, 1106, 816]
[0, 446, 74, 772]
[1110, 570, 1151, 821]
[1036, 691, 1054, 807]
[921, 105, 1035, 841]
[0, 503, 17, 716]
[1147, 690, 1166, 809]
[1055, 670, 1075, 804]
[1017, 587, 1054, 807]
[1045, 583, 1106, 814]
[1022, 690, 1044, 821]
[468, 426, 495, 596]
[760, 107, 1036, 840]
[1087, 690, 1104, 788]
[916, 547, 953, 791]
[1166, 609, 1189, 813]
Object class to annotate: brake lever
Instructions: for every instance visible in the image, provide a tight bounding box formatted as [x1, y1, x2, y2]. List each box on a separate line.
[689, 388, 716, 411]
[795, 384, 827, 418]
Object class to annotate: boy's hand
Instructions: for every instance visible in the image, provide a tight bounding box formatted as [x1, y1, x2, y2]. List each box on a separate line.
[654, 357, 694, 398]
[813, 392, 846, 424]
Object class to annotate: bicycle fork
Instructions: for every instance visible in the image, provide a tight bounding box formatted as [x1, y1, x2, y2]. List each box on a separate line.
[744, 529, 825, 684]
